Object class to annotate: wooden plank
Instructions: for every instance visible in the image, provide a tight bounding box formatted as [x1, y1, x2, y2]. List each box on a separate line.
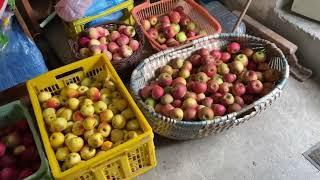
[233, 10, 297, 55]
[14, 7, 33, 40]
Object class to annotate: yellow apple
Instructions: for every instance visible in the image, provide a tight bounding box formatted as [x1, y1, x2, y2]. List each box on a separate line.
[101, 141, 113, 151]
[66, 137, 84, 152]
[121, 108, 135, 120]
[110, 129, 124, 143]
[84, 129, 96, 141]
[72, 121, 85, 136]
[112, 115, 126, 129]
[88, 133, 104, 148]
[80, 145, 96, 160]
[115, 99, 128, 111]
[126, 119, 140, 131]
[97, 122, 111, 137]
[67, 98, 80, 111]
[83, 117, 97, 130]
[100, 109, 113, 123]
[55, 146, 70, 161]
[80, 104, 94, 117]
[50, 132, 65, 149]
[51, 117, 68, 132]
[65, 152, 81, 168]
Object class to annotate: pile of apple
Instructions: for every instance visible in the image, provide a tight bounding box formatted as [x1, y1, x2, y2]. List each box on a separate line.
[139, 42, 281, 121]
[0, 120, 40, 179]
[37, 78, 141, 171]
[78, 25, 140, 61]
[141, 6, 207, 48]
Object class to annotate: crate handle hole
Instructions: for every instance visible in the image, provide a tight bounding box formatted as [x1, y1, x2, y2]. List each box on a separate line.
[55, 67, 84, 80]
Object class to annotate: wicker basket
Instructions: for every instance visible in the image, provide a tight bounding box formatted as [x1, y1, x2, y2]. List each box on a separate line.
[130, 33, 290, 140]
[69, 23, 146, 79]
[132, 0, 222, 51]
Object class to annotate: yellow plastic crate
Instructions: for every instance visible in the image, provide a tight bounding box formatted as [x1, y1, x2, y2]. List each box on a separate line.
[65, 0, 135, 38]
[27, 54, 156, 180]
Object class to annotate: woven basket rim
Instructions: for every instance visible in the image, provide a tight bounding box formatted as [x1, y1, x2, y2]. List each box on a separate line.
[130, 33, 290, 127]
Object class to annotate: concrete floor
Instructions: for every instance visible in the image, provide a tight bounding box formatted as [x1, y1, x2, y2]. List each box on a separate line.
[140, 77, 320, 180]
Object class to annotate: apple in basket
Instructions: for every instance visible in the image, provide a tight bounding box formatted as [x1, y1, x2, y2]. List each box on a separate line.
[139, 42, 279, 121]
[77, 25, 140, 60]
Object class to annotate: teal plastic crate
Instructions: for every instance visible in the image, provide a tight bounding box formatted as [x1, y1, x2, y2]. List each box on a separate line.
[0, 101, 52, 180]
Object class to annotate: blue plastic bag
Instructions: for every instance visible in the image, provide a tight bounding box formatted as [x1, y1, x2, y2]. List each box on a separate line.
[85, 10, 124, 28]
[84, 0, 125, 17]
[0, 19, 47, 92]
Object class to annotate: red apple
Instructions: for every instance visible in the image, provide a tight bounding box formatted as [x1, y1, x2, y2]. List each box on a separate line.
[107, 42, 119, 53]
[218, 82, 231, 94]
[192, 82, 207, 94]
[129, 39, 140, 51]
[171, 84, 187, 99]
[203, 64, 217, 78]
[207, 80, 220, 93]
[200, 55, 215, 65]
[182, 97, 198, 109]
[119, 45, 133, 58]
[123, 26, 136, 37]
[195, 72, 209, 83]
[183, 108, 197, 121]
[227, 42, 241, 54]
[79, 37, 90, 47]
[232, 82, 246, 96]
[212, 104, 226, 116]
[198, 48, 210, 56]
[210, 50, 222, 60]
[160, 16, 170, 24]
[211, 92, 223, 104]
[180, 16, 190, 26]
[169, 11, 181, 23]
[196, 93, 206, 103]
[152, 85, 164, 100]
[147, 28, 159, 39]
[161, 104, 175, 116]
[234, 96, 244, 106]
[109, 31, 121, 41]
[223, 73, 237, 83]
[221, 52, 231, 62]
[243, 70, 258, 83]
[182, 61, 192, 71]
[158, 73, 173, 87]
[247, 80, 263, 94]
[172, 77, 187, 86]
[172, 99, 182, 108]
[202, 97, 213, 107]
[228, 103, 242, 113]
[198, 107, 214, 120]
[188, 54, 202, 67]
[241, 48, 254, 58]
[184, 91, 197, 99]
[164, 26, 176, 38]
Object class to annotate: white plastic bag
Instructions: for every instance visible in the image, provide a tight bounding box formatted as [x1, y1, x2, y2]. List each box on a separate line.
[55, 0, 92, 22]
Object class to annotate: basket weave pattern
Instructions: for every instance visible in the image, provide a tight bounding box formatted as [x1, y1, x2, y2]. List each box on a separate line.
[131, 33, 289, 140]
